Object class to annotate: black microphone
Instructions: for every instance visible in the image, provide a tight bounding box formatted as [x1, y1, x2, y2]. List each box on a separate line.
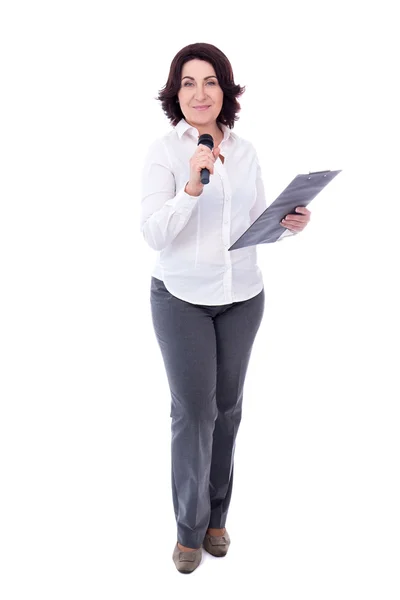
[198, 133, 214, 185]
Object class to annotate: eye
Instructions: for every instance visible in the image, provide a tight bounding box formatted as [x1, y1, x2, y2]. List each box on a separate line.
[182, 81, 217, 87]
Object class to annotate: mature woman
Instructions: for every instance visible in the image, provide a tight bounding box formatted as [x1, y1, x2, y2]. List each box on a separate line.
[140, 42, 310, 574]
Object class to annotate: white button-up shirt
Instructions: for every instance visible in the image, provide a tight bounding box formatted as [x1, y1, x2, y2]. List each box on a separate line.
[140, 118, 294, 305]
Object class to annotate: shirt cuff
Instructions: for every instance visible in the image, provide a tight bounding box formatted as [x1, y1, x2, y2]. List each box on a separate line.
[277, 228, 297, 240]
[164, 184, 202, 213]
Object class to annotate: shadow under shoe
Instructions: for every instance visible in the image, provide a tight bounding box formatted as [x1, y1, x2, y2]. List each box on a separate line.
[203, 530, 231, 557]
[172, 543, 203, 574]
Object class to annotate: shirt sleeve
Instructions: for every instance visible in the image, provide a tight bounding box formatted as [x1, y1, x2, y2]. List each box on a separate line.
[140, 138, 202, 251]
[249, 145, 297, 242]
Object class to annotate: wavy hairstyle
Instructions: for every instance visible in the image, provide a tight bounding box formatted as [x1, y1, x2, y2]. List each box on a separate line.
[157, 43, 246, 129]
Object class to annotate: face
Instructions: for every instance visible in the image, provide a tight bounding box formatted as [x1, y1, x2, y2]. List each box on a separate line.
[177, 59, 224, 130]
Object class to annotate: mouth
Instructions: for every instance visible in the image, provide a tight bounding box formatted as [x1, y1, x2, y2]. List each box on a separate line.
[193, 106, 210, 111]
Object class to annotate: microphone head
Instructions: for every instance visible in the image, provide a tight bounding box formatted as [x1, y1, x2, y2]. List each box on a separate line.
[198, 133, 214, 150]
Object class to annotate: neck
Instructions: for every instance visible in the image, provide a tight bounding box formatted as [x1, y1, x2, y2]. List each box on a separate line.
[187, 120, 223, 142]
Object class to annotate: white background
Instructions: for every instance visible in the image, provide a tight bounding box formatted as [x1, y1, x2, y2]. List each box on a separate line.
[1, 0, 399, 598]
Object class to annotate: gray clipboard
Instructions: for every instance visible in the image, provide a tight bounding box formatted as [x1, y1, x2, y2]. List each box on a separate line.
[228, 169, 342, 250]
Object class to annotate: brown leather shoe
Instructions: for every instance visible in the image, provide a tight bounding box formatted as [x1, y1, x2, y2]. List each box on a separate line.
[172, 543, 202, 573]
[203, 529, 231, 557]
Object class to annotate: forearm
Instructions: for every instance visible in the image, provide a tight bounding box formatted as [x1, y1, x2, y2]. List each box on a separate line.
[140, 184, 202, 251]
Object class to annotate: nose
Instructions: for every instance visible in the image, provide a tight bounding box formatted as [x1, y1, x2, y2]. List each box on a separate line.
[194, 85, 208, 101]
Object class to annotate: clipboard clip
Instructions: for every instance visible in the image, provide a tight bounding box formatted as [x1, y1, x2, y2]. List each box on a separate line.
[308, 170, 331, 175]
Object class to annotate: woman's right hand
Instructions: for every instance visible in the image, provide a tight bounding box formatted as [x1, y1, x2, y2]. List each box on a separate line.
[185, 143, 221, 196]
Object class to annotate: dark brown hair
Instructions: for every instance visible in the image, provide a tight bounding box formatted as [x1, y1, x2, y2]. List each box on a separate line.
[157, 43, 246, 129]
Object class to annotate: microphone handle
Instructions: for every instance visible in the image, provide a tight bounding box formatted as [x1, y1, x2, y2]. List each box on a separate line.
[200, 167, 210, 185]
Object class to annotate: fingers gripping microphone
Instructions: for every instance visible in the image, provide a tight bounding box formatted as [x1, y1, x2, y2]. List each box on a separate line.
[198, 133, 214, 184]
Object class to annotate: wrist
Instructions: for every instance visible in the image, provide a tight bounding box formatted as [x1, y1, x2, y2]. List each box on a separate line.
[185, 182, 203, 196]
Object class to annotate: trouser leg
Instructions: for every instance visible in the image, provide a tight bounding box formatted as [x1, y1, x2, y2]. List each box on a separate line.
[150, 277, 218, 549]
[208, 288, 265, 528]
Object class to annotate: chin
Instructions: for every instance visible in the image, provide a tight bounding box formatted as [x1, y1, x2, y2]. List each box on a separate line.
[192, 112, 216, 122]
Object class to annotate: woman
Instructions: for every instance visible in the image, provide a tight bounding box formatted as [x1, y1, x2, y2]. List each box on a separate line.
[140, 42, 311, 574]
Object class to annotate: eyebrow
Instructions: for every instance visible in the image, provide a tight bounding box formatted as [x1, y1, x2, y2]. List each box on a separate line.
[181, 75, 218, 81]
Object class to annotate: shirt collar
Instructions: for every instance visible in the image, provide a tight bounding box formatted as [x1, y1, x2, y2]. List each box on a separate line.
[175, 118, 231, 145]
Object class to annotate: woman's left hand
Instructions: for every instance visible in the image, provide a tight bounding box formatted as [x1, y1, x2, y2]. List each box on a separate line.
[280, 206, 311, 232]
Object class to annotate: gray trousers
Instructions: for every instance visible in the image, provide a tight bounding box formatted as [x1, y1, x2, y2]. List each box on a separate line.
[150, 276, 265, 548]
